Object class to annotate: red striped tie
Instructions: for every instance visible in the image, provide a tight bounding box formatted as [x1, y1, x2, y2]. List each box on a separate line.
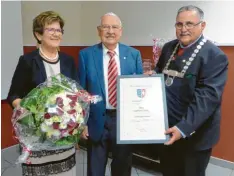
[107, 51, 118, 108]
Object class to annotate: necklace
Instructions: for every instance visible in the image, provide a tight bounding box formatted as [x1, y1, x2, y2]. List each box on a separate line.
[39, 47, 59, 62]
[163, 38, 207, 87]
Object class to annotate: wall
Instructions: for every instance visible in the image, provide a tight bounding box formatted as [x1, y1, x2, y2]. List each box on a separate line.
[21, 1, 234, 46]
[212, 46, 234, 162]
[21, 1, 82, 46]
[1, 1, 23, 99]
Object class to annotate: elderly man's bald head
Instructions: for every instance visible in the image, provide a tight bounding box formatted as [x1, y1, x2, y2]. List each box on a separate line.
[100, 12, 122, 27]
[97, 12, 123, 50]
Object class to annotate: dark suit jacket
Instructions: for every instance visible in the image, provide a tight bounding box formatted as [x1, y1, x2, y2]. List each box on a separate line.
[7, 49, 79, 107]
[156, 36, 228, 150]
[78, 43, 143, 142]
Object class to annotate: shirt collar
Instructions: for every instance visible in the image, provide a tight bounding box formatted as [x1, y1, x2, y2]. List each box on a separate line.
[102, 43, 119, 57]
[180, 34, 203, 49]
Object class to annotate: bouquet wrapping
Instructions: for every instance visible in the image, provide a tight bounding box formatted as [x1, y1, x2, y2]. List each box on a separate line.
[12, 74, 101, 164]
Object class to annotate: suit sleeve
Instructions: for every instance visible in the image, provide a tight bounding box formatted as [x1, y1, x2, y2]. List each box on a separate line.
[77, 51, 86, 89]
[176, 53, 228, 137]
[136, 50, 143, 74]
[7, 56, 31, 107]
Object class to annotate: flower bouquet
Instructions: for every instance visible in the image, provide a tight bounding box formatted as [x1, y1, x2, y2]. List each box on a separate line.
[152, 38, 163, 69]
[12, 74, 101, 164]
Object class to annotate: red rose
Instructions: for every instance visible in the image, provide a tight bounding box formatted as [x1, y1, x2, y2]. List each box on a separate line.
[53, 122, 60, 129]
[44, 113, 51, 119]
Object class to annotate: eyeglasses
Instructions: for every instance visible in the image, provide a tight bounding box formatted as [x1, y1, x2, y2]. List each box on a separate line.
[44, 28, 64, 34]
[175, 21, 203, 29]
[99, 25, 121, 31]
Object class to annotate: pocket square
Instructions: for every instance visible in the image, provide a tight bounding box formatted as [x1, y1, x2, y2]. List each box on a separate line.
[185, 74, 195, 79]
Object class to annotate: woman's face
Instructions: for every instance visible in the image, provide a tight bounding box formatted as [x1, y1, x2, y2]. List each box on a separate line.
[36, 21, 63, 49]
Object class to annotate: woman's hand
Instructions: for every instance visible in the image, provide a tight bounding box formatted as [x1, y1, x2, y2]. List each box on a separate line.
[75, 144, 80, 150]
[81, 126, 89, 140]
[12, 98, 22, 108]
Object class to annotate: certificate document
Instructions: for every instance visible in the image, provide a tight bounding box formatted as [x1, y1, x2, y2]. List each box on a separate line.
[117, 74, 169, 144]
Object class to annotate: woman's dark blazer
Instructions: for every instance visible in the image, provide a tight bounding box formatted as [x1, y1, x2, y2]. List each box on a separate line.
[7, 49, 79, 107]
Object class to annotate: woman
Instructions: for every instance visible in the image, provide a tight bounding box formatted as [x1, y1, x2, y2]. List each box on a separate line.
[7, 11, 78, 176]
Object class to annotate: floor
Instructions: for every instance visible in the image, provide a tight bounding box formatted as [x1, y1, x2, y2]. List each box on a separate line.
[1, 145, 234, 176]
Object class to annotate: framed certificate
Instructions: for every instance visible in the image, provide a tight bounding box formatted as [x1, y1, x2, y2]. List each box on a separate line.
[117, 74, 169, 144]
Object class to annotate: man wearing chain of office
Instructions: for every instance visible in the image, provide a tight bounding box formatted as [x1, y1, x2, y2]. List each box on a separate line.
[153, 5, 228, 176]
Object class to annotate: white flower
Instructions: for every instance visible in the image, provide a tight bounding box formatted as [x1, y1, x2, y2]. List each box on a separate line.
[44, 118, 53, 126]
[41, 123, 50, 132]
[74, 103, 82, 113]
[76, 114, 84, 124]
[72, 129, 78, 135]
[62, 115, 71, 124]
[62, 131, 70, 137]
[52, 116, 62, 123]
[63, 105, 71, 112]
[59, 123, 67, 129]
[52, 130, 61, 137]
[70, 116, 76, 123]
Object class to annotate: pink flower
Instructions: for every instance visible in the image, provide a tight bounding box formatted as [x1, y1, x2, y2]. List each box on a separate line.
[67, 120, 77, 128]
[56, 97, 64, 108]
[60, 129, 68, 137]
[67, 109, 76, 114]
[66, 94, 78, 102]
[69, 101, 76, 108]
[56, 108, 64, 116]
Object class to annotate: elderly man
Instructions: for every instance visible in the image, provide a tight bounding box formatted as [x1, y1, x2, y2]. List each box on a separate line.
[78, 12, 143, 176]
[155, 5, 228, 176]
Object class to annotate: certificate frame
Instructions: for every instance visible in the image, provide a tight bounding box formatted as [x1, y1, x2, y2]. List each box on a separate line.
[116, 74, 169, 144]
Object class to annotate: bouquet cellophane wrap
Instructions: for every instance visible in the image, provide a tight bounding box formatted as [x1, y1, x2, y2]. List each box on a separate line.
[12, 74, 102, 164]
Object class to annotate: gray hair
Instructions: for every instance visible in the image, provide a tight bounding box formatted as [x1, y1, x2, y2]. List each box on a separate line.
[177, 5, 204, 21]
[100, 12, 122, 26]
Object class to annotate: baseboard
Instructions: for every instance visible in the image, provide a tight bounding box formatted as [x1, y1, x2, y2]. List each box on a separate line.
[209, 156, 234, 170]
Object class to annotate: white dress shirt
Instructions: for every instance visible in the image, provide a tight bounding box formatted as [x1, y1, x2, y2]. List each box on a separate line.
[102, 44, 121, 109]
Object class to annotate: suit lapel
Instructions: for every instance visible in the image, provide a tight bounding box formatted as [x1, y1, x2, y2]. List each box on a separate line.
[119, 43, 129, 75]
[93, 43, 106, 98]
[59, 54, 66, 75]
[33, 51, 47, 80]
